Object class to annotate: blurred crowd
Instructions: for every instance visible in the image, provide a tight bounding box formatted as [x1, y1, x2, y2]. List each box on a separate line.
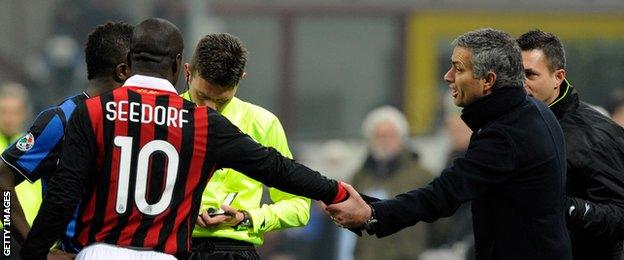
[3, 1, 624, 260]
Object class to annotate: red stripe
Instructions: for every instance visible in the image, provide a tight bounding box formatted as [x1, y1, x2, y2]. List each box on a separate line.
[77, 96, 103, 245]
[165, 106, 209, 254]
[96, 88, 129, 242]
[143, 93, 181, 248]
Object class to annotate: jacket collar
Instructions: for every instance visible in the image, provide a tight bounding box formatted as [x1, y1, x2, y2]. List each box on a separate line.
[548, 79, 579, 119]
[461, 87, 527, 131]
[122, 75, 178, 94]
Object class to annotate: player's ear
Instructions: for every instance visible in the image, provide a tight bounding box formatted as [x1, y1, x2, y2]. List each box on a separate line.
[184, 63, 191, 81]
[172, 53, 182, 75]
[114, 63, 130, 83]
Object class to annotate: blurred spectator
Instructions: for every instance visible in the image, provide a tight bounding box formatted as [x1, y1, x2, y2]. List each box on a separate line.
[606, 88, 624, 127]
[424, 106, 474, 260]
[0, 83, 30, 142]
[0, 82, 43, 259]
[350, 106, 434, 260]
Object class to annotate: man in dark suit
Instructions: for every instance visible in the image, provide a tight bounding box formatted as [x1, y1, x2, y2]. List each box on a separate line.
[327, 28, 572, 260]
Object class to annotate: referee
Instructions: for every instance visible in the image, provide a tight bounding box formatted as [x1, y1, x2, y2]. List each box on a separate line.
[182, 34, 310, 260]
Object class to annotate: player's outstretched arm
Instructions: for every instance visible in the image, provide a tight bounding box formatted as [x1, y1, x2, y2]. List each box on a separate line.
[0, 160, 29, 244]
[209, 113, 348, 206]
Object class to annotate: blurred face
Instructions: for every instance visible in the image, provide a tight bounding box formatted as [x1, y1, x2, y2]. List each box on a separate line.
[611, 105, 624, 128]
[0, 96, 27, 137]
[185, 64, 237, 111]
[444, 47, 491, 107]
[370, 120, 403, 161]
[521, 49, 565, 105]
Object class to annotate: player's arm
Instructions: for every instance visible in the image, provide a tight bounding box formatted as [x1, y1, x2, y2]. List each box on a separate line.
[565, 152, 624, 240]
[21, 104, 95, 260]
[0, 108, 63, 245]
[209, 113, 347, 206]
[247, 119, 311, 234]
[0, 160, 29, 244]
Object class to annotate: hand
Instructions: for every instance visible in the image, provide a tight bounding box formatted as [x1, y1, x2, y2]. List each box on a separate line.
[47, 249, 76, 260]
[325, 183, 371, 229]
[196, 204, 245, 228]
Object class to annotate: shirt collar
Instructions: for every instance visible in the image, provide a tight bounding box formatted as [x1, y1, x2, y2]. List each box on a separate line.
[123, 75, 178, 94]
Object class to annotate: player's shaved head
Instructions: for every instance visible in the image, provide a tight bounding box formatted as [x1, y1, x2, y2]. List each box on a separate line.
[129, 18, 184, 84]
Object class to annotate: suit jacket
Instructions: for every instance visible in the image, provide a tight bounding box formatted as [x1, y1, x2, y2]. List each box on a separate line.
[367, 87, 572, 260]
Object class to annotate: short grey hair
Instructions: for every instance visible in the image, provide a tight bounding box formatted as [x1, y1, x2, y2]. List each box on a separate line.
[362, 106, 409, 142]
[452, 28, 525, 89]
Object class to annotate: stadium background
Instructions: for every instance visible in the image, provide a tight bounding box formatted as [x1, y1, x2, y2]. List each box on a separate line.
[1, 0, 624, 259]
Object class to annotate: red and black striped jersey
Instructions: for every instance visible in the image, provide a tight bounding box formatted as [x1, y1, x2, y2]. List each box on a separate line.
[21, 75, 346, 259]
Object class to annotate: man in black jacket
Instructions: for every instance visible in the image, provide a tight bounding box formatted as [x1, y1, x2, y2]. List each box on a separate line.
[518, 29, 624, 260]
[327, 28, 572, 260]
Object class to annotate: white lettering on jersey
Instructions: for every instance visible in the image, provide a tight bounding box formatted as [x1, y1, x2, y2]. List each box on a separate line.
[105, 101, 189, 128]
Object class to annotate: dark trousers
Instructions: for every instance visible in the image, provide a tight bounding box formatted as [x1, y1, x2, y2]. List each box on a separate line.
[189, 237, 259, 260]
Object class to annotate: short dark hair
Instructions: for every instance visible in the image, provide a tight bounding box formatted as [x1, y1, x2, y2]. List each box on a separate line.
[516, 29, 566, 72]
[189, 33, 247, 87]
[129, 18, 183, 71]
[85, 21, 133, 80]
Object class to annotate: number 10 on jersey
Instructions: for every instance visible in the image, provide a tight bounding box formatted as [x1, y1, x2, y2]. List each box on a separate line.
[114, 136, 179, 216]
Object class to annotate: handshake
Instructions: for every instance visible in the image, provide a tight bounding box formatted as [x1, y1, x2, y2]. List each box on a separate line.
[323, 183, 379, 236]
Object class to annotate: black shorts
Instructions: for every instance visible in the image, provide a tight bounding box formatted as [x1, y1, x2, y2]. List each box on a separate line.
[189, 237, 259, 260]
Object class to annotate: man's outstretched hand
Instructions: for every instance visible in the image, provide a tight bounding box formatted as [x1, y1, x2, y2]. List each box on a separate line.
[325, 183, 371, 229]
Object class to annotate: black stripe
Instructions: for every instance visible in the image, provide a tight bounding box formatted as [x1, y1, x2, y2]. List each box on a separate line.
[70, 93, 89, 105]
[131, 94, 169, 247]
[178, 108, 215, 256]
[88, 93, 116, 244]
[69, 102, 97, 249]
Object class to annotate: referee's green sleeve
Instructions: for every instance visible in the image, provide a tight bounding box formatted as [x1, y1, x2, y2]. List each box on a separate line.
[246, 118, 311, 235]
